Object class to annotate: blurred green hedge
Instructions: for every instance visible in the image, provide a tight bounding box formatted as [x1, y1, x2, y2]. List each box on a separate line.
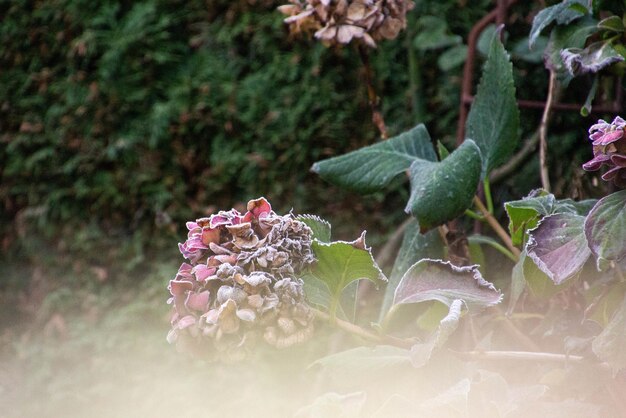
[1, 0, 498, 264]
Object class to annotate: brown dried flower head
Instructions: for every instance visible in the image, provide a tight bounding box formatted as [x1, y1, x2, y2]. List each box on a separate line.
[278, 0, 414, 48]
[168, 198, 316, 361]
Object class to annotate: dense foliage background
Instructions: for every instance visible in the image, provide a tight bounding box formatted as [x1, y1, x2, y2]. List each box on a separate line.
[1, 0, 503, 265]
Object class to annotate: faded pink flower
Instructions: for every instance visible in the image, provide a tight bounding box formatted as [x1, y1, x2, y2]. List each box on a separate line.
[583, 116, 626, 187]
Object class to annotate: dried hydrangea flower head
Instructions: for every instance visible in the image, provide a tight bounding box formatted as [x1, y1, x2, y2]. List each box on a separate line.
[278, 0, 414, 48]
[583, 116, 626, 188]
[167, 197, 316, 361]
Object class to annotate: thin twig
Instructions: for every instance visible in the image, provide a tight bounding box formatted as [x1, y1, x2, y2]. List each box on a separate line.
[312, 308, 414, 349]
[358, 45, 388, 139]
[473, 197, 521, 259]
[539, 70, 557, 192]
[489, 131, 539, 184]
[453, 350, 611, 370]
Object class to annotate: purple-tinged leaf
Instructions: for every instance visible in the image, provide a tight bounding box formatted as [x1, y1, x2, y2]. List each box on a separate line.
[392, 259, 502, 310]
[561, 41, 625, 76]
[584, 190, 626, 270]
[526, 213, 591, 285]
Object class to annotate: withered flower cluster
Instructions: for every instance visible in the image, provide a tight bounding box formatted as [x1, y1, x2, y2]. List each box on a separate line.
[278, 0, 414, 48]
[167, 198, 316, 361]
[583, 116, 626, 188]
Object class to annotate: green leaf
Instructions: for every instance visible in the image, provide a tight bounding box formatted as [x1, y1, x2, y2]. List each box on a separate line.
[436, 140, 450, 160]
[311, 124, 437, 194]
[437, 45, 468, 71]
[529, 0, 590, 49]
[379, 220, 444, 320]
[598, 15, 624, 32]
[465, 34, 519, 178]
[414, 16, 462, 51]
[526, 213, 591, 285]
[406, 140, 482, 230]
[308, 232, 386, 317]
[592, 294, 626, 373]
[561, 41, 625, 76]
[392, 259, 502, 310]
[302, 274, 356, 321]
[297, 214, 331, 242]
[584, 190, 626, 270]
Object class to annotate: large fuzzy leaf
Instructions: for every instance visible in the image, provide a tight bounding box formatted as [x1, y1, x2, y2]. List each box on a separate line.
[392, 259, 502, 310]
[592, 294, 626, 373]
[311, 124, 437, 194]
[465, 34, 519, 178]
[379, 220, 444, 320]
[526, 213, 591, 285]
[307, 232, 386, 316]
[584, 190, 626, 270]
[405, 140, 482, 230]
[529, 0, 590, 49]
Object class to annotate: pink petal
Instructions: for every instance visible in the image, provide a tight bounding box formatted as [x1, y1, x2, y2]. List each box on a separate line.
[592, 129, 623, 146]
[185, 290, 210, 312]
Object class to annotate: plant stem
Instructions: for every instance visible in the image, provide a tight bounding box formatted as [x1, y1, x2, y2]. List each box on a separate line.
[467, 235, 517, 263]
[473, 197, 521, 260]
[539, 70, 556, 192]
[489, 131, 539, 184]
[453, 350, 610, 370]
[464, 209, 485, 221]
[312, 308, 414, 349]
[483, 178, 494, 214]
[358, 45, 388, 140]
[312, 309, 611, 370]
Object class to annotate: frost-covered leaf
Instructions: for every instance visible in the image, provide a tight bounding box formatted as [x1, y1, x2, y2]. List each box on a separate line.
[526, 213, 591, 285]
[504, 190, 580, 246]
[311, 124, 437, 194]
[303, 274, 357, 321]
[393, 259, 502, 310]
[297, 214, 331, 242]
[379, 220, 444, 319]
[529, 0, 590, 48]
[584, 190, 626, 270]
[410, 299, 463, 368]
[311, 345, 411, 372]
[544, 17, 597, 80]
[406, 140, 482, 230]
[592, 294, 626, 373]
[308, 232, 386, 315]
[465, 34, 519, 178]
[561, 41, 625, 76]
[294, 392, 366, 418]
